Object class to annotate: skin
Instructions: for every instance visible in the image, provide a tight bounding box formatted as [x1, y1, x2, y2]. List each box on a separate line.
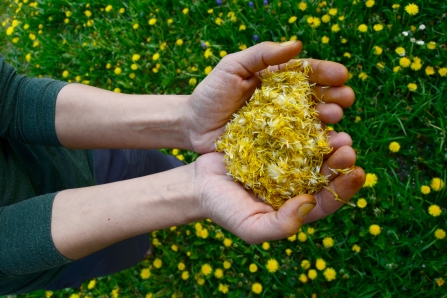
[52, 41, 365, 260]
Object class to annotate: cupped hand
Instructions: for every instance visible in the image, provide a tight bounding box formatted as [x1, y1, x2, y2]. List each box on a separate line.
[194, 147, 365, 244]
[185, 41, 355, 154]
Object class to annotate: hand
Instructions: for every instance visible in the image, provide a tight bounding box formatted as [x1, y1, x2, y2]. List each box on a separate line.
[194, 150, 365, 244]
[185, 41, 355, 154]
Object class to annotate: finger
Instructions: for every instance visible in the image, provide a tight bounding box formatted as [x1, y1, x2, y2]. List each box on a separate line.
[321, 146, 356, 181]
[316, 103, 344, 124]
[314, 85, 355, 108]
[219, 41, 303, 79]
[304, 167, 366, 224]
[260, 58, 349, 86]
[306, 59, 348, 86]
[240, 194, 316, 244]
[326, 131, 352, 159]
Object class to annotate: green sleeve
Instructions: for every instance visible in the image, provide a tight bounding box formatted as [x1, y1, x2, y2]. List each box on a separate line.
[0, 54, 67, 146]
[0, 193, 73, 276]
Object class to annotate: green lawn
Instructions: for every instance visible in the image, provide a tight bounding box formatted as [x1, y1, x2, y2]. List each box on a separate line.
[1, 0, 446, 297]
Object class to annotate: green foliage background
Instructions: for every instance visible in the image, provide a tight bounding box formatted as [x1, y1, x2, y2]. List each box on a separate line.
[1, 0, 446, 297]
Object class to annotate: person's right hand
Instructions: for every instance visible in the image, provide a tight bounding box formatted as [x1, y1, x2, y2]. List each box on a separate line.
[193, 148, 365, 244]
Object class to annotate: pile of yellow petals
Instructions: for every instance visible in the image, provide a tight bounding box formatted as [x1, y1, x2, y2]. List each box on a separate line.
[216, 60, 333, 210]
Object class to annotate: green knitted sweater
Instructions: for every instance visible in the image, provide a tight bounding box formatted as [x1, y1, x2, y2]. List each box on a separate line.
[0, 55, 96, 294]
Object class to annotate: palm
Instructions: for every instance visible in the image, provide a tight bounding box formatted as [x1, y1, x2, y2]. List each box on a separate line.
[195, 148, 364, 243]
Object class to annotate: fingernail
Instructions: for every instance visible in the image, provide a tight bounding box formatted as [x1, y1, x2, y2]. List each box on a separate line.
[298, 202, 316, 218]
[280, 40, 297, 47]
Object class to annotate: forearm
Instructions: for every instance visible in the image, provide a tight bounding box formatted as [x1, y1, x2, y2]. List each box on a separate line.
[55, 83, 192, 150]
[51, 162, 202, 260]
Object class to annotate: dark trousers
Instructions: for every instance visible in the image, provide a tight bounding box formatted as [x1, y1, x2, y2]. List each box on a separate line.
[45, 149, 184, 290]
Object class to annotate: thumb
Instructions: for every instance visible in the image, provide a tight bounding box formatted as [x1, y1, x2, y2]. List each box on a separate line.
[220, 41, 303, 79]
[243, 194, 316, 244]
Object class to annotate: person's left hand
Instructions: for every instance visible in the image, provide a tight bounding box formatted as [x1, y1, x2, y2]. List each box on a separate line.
[185, 41, 355, 154]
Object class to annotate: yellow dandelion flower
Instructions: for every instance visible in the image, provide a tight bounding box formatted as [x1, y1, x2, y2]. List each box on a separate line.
[215, 17, 223, 25]
[181, 271, 189, 280]
[218, 283, 229, 294]
[366, 0, 375, 7]
[389, 141, 400, 152]
[285, 248, 292, 256]
[431, 178, 445, 191]
[373, 46, 383, 55]
[357, 198, 367, 208]
[428, 205, 442, 217]
[395, 47, 406, 56]
[171, 244, 178, 251]
[131, 64, 138, 71]
[352, 244, 361, 253]
[214, 268, 224, 279]
[45, 291, 53, 298]
[197, 278, 205, 285]
[421, 185, 431, 194]
[152, 53, 160, 61]
[322, 237, 334, 248]
[425, 66, 435, 76]
[405, 3, 419, 15]
[437, 278, 445, 287]
[287, 234, 297, 242]
[114, 67, 122, 75]
[84, 10, 92, 17]
[201, 264, 212, 276]
[321, 14, 331, 23]
[393, 66, 401, 73]
[140, 268, 151, 279]
[87, 279, 96, 289]
[298, 2, 307, 11]
[223, 238, 232, 247]
[343, 52, 351, 58]
[6, 26, 14, 35]
[105, 5, 112, 12]
[266, 259, 279, 273]
[427, 41, 436, 50]
[369, 224, 381, 236]
[249, 263, 258, 273]
[262, 242, 270, 250]
[411, 57, 422, 71]
[435, 229, 446, 240]
[321, 36, 329, 44]
[29, 33, 36, 40]
[223, 261, 231, 269]
[355, 116, 361, 122]
[329, 8, 337, 16]
[373, 24, 383, 31]
[308, 269, 318, 280]
[298, 232, 308, 242]
[176, 39, 183, 46]
[392, 4, 400, 9]
[219, 50, 227, 57]
[132, 54, 141, 61]
[358, 72, 368, 80]
[204, 66, 212, 75]
[331, 24, 340, 32]
[153, 258, 162, 269]
[239, 44, 247, 50]
[316, 258, 326, 270]
[377, 62, 385, 69]
[407, 83, 417, 92]
[182, 8, 189, 14]
[288, 16, 297, 23]
[364, 173, 378, 187]
[148, 18, 157, 25]
[301, 259, 311, 270]
[439, 68, 447, 77]
[299, 273, 308, 283]
[177, 262, 185, 271]
[307, 16, 321, 28]
[307, 227, 315, 235]
[324, 268, 337, 281]
[239, 24, 246, 31]
[252, 283, 263, 294]
[62, 70, 69, 78]
[358, 24, 368, 32]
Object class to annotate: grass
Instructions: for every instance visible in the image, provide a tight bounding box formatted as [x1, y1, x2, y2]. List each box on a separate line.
[1, 0, 447, 297]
